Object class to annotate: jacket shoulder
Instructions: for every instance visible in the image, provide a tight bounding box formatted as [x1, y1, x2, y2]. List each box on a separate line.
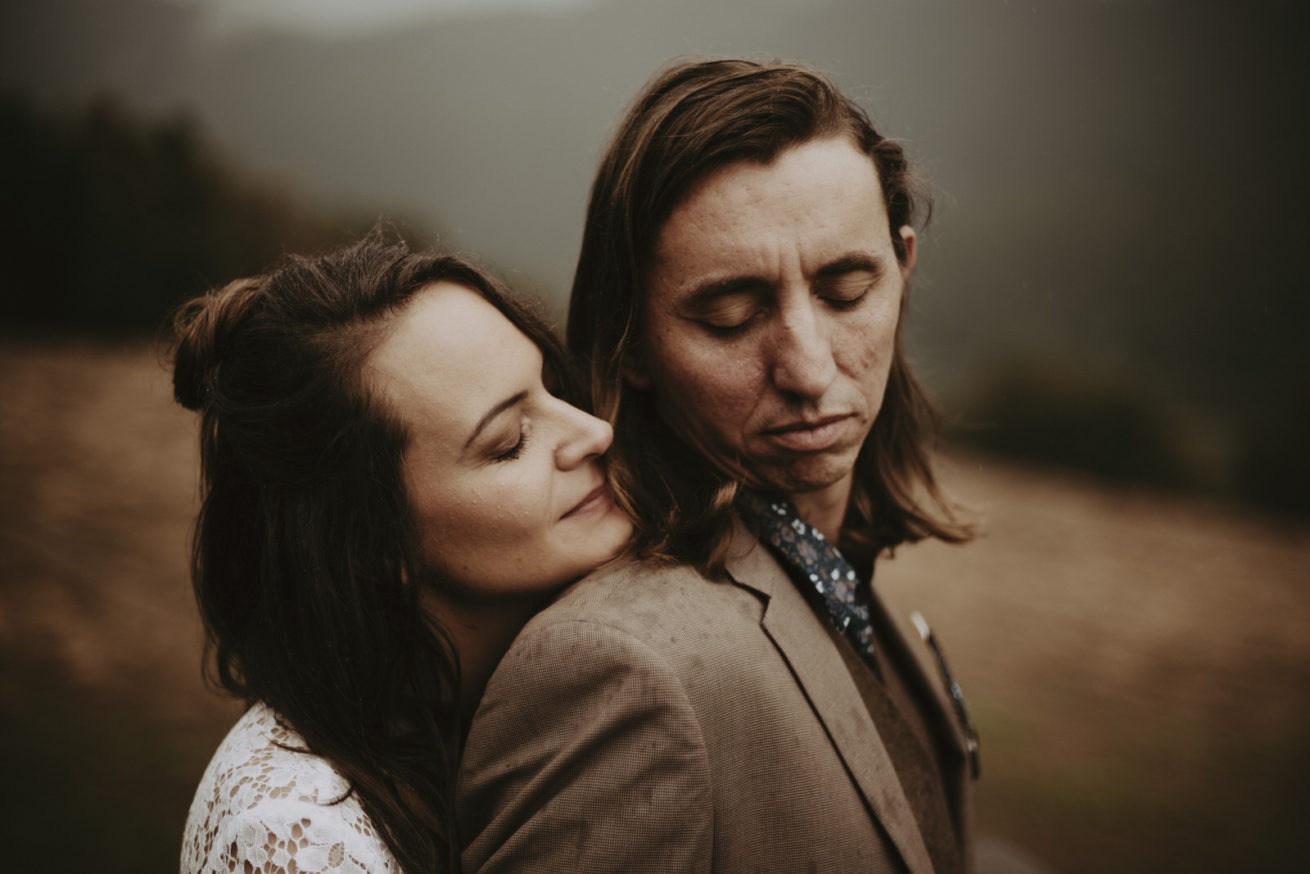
[523, 556, 762, 649]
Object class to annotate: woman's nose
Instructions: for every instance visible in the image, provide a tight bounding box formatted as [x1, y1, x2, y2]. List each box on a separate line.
[554, 401, 614, 470]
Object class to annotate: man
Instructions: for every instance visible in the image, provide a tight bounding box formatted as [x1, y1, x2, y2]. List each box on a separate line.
[460, 58, 978, 873]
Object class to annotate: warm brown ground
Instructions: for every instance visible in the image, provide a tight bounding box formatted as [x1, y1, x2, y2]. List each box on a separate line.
[2, 340, 1307, 873]
[877, 454, 1310, 872]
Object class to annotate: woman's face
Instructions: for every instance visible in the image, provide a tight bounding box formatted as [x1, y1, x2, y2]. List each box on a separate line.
[368, 281, 632, 599]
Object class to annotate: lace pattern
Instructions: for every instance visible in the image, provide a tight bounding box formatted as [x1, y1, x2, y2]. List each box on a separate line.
[182, 702, 400, 873]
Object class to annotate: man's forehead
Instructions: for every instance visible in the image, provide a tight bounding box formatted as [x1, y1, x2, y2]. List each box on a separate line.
[657, 139, 883, 233]
[650, 149, 891, 295]
[671, 134, 879, 208]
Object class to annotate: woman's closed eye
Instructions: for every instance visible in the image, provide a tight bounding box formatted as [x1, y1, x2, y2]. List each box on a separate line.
[491, 419, 532, 463]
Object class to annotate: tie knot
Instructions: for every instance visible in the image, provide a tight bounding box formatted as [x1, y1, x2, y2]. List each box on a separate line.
[738, 491, 874, 657]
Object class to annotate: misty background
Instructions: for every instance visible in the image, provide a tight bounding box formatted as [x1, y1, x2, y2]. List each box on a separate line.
[5, 0, 1308, 511]
[2, 1, 1308, 872]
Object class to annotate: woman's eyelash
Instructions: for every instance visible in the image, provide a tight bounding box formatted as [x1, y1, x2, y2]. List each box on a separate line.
[494, 433, 525, 462]
[493, 420, 532, 462]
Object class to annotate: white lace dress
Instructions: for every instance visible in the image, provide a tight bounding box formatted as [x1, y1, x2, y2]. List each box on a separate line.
[182, 702, 401, 873]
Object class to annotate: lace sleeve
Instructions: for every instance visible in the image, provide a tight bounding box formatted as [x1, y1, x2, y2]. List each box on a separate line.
[182, 702, 401, 874]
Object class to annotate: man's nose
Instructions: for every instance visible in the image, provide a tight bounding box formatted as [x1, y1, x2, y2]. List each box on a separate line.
[770, 297, 837, 400]
[554, 401, 615, 470]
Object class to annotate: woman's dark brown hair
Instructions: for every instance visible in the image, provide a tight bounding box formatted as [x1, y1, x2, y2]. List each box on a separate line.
[171, 231, 576, 872]
[568, 58, 970, 573]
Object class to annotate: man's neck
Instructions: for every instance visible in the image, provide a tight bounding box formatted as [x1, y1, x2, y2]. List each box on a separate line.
[788, 475, 853, 545]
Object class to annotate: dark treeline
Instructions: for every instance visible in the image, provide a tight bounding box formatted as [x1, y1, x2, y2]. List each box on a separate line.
[950, 357, 1310, 520]
[0, 93, 372, 334]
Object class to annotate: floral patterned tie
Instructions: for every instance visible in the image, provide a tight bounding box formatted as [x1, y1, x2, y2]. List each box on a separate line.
[739, 491, 877, 659]
[740, 490, 982, 778]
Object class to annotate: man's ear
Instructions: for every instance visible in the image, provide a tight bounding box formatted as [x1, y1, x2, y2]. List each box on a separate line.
[622, 349, 652, 390]
[899, 225, 918, 275]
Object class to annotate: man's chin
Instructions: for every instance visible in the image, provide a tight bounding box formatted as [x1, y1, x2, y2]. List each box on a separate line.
[751, 454, 857, 498]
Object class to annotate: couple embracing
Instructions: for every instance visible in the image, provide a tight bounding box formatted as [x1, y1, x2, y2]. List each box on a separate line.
[180, 58, 978, 874]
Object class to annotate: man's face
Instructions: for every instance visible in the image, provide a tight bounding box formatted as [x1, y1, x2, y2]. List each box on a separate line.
[631, 135, 915, 515]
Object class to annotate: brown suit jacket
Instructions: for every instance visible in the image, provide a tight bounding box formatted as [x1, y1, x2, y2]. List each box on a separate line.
[459, 521, 973, 873]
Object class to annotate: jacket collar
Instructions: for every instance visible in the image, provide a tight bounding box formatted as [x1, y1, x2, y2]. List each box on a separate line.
[723, 519, 936, 874]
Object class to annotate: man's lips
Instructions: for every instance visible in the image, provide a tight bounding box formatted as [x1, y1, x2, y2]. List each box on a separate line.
[562, 483, 611, 519]
[761, 414, 854, 452]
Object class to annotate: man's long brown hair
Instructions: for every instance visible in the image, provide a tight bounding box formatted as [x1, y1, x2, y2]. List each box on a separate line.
[568, 58, 970, 575]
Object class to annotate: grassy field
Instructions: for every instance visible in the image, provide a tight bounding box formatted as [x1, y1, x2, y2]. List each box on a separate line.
[2, 339, 1307, 873]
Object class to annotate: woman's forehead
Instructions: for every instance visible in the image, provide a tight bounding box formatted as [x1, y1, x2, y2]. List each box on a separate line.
[366, 283, 540, 443]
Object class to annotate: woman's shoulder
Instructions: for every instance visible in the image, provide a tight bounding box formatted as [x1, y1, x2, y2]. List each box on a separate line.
[181, 701, 400, 873]
[186, 702, 351, 812]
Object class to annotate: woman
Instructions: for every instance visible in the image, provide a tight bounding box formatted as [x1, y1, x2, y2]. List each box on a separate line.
[175, 233, 632, 873]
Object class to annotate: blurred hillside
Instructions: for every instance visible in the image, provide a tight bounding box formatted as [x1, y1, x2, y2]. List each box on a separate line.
[1, 341, 1307, 872]
[3, 0, 1306, 513]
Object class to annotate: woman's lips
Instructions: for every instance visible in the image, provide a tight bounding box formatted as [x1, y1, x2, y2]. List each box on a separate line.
[562, 483, 611, 519]
[761, 415, 853, 452]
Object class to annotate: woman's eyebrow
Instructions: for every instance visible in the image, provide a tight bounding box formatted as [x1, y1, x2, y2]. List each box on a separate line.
[464, 390, 527, 452]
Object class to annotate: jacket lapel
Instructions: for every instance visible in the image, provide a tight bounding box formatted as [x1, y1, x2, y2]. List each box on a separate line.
[873, 585, 973, 762]
[724, 521, 936, 874]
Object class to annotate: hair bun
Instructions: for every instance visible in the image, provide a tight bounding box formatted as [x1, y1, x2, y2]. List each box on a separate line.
[171, 277, 264, 412]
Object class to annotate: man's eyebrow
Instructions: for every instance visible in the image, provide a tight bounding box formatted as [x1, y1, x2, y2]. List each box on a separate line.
[815, 253, 886, 279]
[463, 390, 527, 452]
